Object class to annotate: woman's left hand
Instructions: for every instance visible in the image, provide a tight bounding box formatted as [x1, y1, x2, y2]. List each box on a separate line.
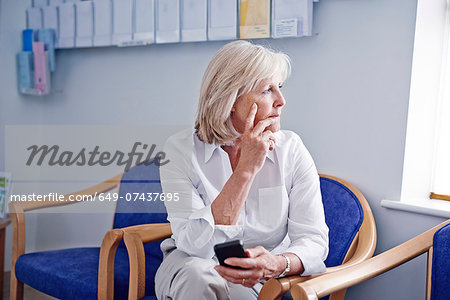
[213, 246, 286, 288]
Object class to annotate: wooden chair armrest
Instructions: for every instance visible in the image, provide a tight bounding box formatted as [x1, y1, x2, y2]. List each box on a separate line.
[121, 223, 172, 243]
[123, 223, 172, 300]
[258, 261, 366, 300]
[290, 220, 450, 300]
[98, 229, 124, 300]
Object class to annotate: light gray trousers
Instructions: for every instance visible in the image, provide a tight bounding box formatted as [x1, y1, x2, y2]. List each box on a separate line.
[154, 238, 263, 300]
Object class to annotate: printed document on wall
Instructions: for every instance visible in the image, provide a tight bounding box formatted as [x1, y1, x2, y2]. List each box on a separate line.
[181, 0, 207, 42]
[27, 8, 42, 31]
[239, 0, 270, 39]
[134, 0, 155, 44]
[75, 1, 94, 47]
[32, 0, 48, 8]
[42, 6, 58, 47]
[42, 6, 58, 31]
[112, 0, 133, 45]
[49, 0, 64, 5]
[208, 0, 236, 41]
[58, 3, 75, 48]
[93, 0, 113, 46]
[156, 0, 180, 43]
[272, 0, 313, 38]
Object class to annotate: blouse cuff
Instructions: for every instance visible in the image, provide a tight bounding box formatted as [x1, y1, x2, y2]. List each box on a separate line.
[284, 246, 327, 276]
[189, 204, 242, 240]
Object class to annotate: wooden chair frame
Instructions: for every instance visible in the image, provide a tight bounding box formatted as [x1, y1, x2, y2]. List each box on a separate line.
[290, 219, 450, 300]
[8, 174, 123, 300]
[121, 174, 377, 300]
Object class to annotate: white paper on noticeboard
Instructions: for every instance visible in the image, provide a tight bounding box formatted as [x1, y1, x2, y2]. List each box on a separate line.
[42, 6, 58, 47]
[112, 0, 133, 44]
[93, 0, 113, 46]
[134, 0, 155, 43]
[27, 7, 43, 30]
[58, 3, 75, 48]
[181, 0, 207, 42]
[33, 0, 48, 8]
[75, 1, 94, 47]
[42, 6, 58, 29]
[208, 0, 237, 41]
[272, 0, 313, 38]
[48, 0, 63, 5]
[156, 0, 180, 43]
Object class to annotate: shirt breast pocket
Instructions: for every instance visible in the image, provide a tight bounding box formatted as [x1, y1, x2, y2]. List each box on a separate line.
[258, 186, 289, 226]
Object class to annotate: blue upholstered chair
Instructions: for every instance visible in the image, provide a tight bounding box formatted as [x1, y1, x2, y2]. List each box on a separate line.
[9, 161, 167, 300]
[121, 174, 377, 300]
[290, 220, 450, 300]
[432, 222, 450, 300]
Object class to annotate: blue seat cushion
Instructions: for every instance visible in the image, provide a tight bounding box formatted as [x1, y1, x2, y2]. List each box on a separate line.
[431, 223, 450, 300]
[320, 177, 364, 268]
[15, 245, 163, 300]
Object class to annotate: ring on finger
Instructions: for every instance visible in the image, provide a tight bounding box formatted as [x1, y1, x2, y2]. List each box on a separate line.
[241, 278, 246, 285]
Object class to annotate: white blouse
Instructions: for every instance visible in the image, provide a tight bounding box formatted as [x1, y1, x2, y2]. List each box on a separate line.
[160, 128, 329, 276]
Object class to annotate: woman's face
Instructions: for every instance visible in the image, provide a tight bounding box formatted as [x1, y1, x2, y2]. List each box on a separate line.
[231, 73, 286, 134]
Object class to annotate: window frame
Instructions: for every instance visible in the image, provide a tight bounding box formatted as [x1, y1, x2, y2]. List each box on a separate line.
[381, 0, 450, 218]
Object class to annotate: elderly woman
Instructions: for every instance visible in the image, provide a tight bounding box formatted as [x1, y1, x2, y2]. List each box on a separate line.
[155, 41, 328, 300]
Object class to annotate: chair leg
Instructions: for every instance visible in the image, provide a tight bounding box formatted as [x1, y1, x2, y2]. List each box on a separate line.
[329, 288, 347, 300]
[10, 269, 24, 300]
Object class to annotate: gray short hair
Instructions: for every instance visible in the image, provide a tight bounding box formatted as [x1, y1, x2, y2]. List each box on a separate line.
[195, 40, 291, 145]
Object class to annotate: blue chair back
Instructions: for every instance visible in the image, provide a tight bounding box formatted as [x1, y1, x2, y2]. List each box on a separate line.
[113, 161, 168, 230]
[112, 161, 168, 298]
[320, 177, 364, 267]
[431, 222, 450, 300]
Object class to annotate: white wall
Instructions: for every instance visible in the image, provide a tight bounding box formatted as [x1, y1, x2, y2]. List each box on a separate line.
[1, 0, 447, 299]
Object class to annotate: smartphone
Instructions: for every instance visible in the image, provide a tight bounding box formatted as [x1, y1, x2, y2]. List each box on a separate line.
[214, 240, 248, 268]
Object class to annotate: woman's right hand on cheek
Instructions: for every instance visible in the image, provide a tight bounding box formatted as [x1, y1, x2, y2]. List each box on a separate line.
[236, 104, 276, 176]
